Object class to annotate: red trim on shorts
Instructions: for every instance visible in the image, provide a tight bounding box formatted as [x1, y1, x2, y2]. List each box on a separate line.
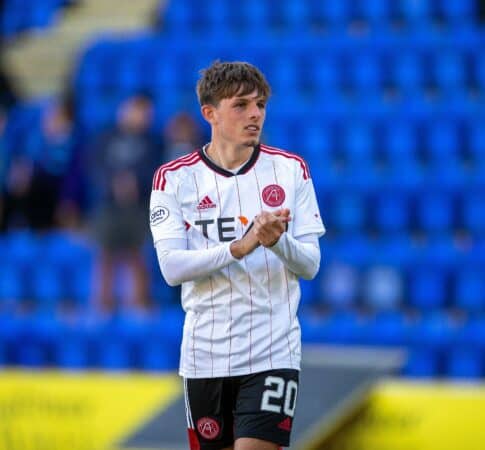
[260, 144, 310, 180]
[187, 428, 201, 450]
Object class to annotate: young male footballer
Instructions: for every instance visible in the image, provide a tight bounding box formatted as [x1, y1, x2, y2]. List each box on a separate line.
[149, 61, 325, 450]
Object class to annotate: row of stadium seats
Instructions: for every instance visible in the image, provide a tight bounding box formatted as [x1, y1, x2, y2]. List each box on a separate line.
[159, 0, 479, 33]
[0, 0, 70, 38]
[1, 230, 484, 313]
[75, 40, 485, 93]
[1, 309, 485, 378]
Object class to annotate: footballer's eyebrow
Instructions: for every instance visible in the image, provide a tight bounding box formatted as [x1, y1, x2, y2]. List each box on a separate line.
[232, 94, 267, 102]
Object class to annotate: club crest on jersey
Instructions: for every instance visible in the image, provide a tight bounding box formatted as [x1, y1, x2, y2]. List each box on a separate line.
[150, 206, 169, 225]
[197, 417, 220, 440]
[262, 184, 286, 207]
[197, 195, 217, 210]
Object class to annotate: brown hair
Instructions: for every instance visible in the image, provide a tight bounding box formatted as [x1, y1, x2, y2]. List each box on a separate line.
[196, 61, 271, 106]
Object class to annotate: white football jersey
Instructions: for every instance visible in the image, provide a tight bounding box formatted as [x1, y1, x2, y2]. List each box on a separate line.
[149, 144, 325, 378]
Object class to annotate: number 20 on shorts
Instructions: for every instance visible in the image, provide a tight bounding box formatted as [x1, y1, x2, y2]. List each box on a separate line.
[260, 376, 298, 417]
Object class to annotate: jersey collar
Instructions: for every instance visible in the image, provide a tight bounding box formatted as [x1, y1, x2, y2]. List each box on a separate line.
[199, 144, 260, 177]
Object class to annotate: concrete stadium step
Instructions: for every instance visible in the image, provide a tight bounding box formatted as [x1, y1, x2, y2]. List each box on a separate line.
[3, 0, 162, 98]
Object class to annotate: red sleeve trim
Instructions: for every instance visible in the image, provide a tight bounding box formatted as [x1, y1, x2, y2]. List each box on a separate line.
[260, 144, 310, 180]
[152, 152, 201, 191]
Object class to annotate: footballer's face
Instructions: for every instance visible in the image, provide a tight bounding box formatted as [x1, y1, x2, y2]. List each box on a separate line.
[206, 89, 267, 149]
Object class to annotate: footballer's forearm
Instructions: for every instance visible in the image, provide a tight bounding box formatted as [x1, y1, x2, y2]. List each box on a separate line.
[155, 239, 236, 286]
[268, 233, 321, 280]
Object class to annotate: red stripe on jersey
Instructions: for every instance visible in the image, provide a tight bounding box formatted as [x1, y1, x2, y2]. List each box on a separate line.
[152, 152, 201, 191]
[260, 144, 310, 180]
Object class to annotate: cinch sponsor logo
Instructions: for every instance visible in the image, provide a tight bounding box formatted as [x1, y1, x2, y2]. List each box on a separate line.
[150, 206, 169, 226]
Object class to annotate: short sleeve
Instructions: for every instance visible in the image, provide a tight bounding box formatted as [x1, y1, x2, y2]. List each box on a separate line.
[292, 170, 326, 239]
[149, 177, 187, 244]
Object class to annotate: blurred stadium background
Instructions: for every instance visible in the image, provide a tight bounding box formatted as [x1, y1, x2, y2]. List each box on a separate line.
[0, 0, 485, 449]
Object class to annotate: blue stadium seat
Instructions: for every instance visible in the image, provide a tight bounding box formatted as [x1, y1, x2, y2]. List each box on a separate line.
[319, 311, 364, 345]
[54, 322, 91, 369]
[446, 347, 483, 379]
[339, 121, 376, 163]
[454, 267, 485, 313]
[203, 0, 233, 36]
[472, 51, 485, 89]
[299, 122, 334, 159]
[329, 192, 367, 232]
[404, 312, 456, 377]
[403, 348, 440, 377]
[346, 54, 383, 93]
[0, 263, 23, 304]
[424, 119, 462, 163]
[94, 318, 137, 371]
[299, 278, 319, 308]
[239, 0, 272, 33]
[373, 192, 410, 233]
[267, 55, 301, 93]
[307, 54, 340, 94]
[161, 0, 194, 34]
[355, 0, 393, 26]
[462, 190, 485, 236]
[279, 0, 311, 32]
[140, 309, 183, 371]
[312, 0, 354, 28]
[396, 0, 434, 26]
[31, 265, 64, 307]
[300, 313, 328, 344]
[364, 310, 408, 346]
[468, 119, 485, 163]
[373, 233, 416, 269]
[40, 231, 96, 305]
[381, 120, 419, 164]
[419, 233, 458, 271]
[408, 266, 448, 311]
[13, 315, 57, 368]
[319, 263, 359, 311]
[388, 52, 425, 92]
[416, 192, 455, 233]
[431, 51, 467, 91]
[4, 230, 39, 270]
[437, 0, 477, 25]
[331, 233, 372, 269]
[362, 266, 403, 311]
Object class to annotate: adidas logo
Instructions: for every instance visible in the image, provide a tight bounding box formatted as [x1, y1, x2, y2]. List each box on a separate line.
[277, 417, 292, 432]
[197, 195, 217, 210]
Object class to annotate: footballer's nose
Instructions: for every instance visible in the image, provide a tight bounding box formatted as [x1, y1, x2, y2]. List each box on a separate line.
[248, 102, 263, 120]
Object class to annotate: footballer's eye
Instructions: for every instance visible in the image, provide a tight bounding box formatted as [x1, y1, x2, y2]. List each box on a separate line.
[257, 102, 266, 109]
[234, 102, 246, 108]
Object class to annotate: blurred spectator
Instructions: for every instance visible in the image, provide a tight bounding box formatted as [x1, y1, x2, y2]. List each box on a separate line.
[0, 58, 19, 111]
[24, 96, 80, 229]
[162, 111, 204, 163]
[86, 93, 162, 313]
[0, 155, 35, 230]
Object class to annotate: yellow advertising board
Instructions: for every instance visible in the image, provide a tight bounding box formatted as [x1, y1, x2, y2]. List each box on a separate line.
[0, 370, 182, 450]
[323, 380, 485, 450]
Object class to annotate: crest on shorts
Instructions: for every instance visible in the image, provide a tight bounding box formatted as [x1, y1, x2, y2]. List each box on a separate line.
[262, 184, 286, 207]
[197, 417, 220, 440]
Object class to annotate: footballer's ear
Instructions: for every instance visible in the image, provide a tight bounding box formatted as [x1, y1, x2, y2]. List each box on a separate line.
[201, 104, 216, 124]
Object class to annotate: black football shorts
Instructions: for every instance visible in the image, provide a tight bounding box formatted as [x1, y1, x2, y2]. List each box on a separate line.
[184, 368, 299, 450]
